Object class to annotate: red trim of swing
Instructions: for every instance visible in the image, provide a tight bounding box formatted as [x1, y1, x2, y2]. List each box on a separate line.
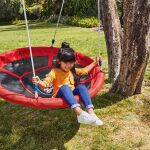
[0, 47, 105, 109]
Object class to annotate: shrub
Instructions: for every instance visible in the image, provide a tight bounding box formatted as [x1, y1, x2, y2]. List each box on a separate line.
[66, 16, 99, 28]
[0, 0, 21, 22]
[27, 4, 43, 19]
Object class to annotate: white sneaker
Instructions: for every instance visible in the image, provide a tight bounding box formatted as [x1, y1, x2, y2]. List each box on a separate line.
[77, 111, 96, 124]
[89, 113, 103, 126]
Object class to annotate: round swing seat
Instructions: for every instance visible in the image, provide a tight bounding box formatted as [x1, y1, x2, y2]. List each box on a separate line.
[0, 47, 105, 109]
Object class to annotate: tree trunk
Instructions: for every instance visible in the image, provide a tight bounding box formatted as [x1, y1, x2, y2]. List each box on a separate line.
[110, 0, 150, 96]
[100, 0, 122, 82]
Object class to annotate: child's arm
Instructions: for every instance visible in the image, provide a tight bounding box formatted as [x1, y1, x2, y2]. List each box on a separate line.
[32, 76, 47, 88]
[85, 57, 100, 72]
[75, 57, 100, 76]
[32, 70, 55, 88]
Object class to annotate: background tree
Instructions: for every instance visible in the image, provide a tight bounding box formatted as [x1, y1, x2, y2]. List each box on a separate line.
[100, 0, 122, 82]
[0, 0, 21, 22]
[101, 0, 149, 96]
[0, 0, 124, 23]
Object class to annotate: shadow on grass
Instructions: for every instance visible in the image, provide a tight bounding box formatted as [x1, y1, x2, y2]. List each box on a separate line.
[92, 92, 123, 109]
[0, 22, 73, 32]
[0, 101, 79, 150]
[0, 91, 123, 150]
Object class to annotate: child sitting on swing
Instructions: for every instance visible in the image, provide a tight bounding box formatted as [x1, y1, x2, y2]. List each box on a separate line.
[32, 42, 103, 126]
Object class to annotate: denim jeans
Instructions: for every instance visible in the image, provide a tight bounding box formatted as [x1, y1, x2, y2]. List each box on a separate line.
[56, 84, 94, 109]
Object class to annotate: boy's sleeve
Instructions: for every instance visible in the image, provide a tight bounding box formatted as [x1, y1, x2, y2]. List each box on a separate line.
[75, 68, 88, 76]
[43, 69, 56, 87]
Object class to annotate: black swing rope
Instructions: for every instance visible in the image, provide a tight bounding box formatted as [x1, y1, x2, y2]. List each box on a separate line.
[51, 0, 65, 47]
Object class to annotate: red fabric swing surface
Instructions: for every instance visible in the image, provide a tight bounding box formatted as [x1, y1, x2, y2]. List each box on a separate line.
[0, 47, 105, 109]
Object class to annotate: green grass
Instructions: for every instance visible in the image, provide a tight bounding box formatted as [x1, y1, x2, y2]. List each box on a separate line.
[0, 21, 106, 57]
[0, 22, 150, 150]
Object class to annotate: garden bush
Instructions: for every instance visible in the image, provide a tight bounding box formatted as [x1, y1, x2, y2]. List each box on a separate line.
[27, 4, 43, 19]
[66, 16, 99, 28]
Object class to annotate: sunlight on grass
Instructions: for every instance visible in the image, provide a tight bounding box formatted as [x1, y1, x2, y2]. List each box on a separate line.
[0, 23, 106, 58]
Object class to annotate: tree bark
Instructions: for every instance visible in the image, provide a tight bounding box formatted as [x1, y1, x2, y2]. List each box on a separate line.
[100, 0, 122, 82]
[110, 0, 150, 96]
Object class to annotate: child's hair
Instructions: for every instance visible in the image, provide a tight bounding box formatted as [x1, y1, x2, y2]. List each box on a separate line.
[55, 42, 76, 74]
[57, 42, 75, 63]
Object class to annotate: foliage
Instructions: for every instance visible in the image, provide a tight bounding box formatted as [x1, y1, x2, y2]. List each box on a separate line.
[46, 16, 99, 28]
[0, 0, 124, 24]
[0, 0, 21, 22]
[25, 0, 44, 6]
[27, 4, 43, 19]
[66, 16, 98, 28]
[31, 0, 98, 19]
[116, 0, 123, 25]
[65, 0, 97, 17]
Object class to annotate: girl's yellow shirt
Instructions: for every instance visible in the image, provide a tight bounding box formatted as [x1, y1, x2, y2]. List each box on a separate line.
[42, 68, 88, 97]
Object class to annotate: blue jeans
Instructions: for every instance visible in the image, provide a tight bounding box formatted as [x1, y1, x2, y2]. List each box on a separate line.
[56, 84, 94, 109]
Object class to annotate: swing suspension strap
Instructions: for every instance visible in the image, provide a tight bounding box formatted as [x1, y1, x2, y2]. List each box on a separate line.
[51, 0, 65, 47]
[98, 0, 103, 71]
[21, 0, 38, 98]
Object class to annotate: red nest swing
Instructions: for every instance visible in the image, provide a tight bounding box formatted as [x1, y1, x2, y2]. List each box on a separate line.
[0, 0, 105, 109]
[0, 47, 104, 109]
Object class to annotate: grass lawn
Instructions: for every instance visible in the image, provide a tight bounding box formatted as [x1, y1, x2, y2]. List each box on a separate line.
[0, 21, 150, 150]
